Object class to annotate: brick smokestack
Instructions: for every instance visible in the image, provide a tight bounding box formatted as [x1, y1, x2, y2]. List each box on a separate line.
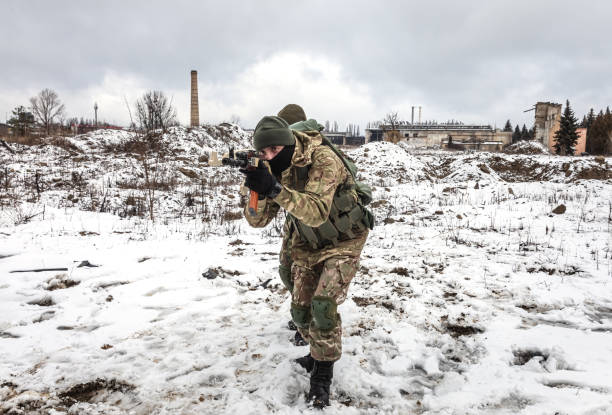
[190, 70, 199, 127]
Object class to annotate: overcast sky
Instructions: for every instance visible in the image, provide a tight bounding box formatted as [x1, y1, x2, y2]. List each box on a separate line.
[1, 0, 611, 131]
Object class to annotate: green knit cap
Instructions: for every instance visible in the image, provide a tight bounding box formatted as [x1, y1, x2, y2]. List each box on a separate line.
[253, 116, 295, 151]
[277, 104, 307, 125]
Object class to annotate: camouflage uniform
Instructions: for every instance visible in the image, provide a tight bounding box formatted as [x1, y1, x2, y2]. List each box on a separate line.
[245, 129, 368, 362]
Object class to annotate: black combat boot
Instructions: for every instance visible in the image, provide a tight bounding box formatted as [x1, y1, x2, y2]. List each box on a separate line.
[287, 320, 297, 331]
[291, 330, 307, 346]
[307, 360, 334, 408]
[294, 353, 315, 372]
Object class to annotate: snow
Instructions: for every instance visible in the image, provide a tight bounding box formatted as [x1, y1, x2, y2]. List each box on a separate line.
[1, 129, 612, 414]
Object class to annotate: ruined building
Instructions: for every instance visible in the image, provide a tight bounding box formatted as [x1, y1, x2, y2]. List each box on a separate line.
[365, 122, 512, 151]
[534, 101, 587, 154]
[534, 102, 561, 152]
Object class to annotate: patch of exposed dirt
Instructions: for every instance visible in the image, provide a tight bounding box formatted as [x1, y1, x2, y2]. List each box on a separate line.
[443, 323, 484, 338]
[487, 155, 611, 183]
[542, 381, 609, 394]
[369, 199, 388, 208]
[229, 239, 252, 246]
[426, 157, 457, 179]
[512, 348, 548, 366]
[526, 265, 556, 275]
[27, 296, 55, 307]
[351, 296, 396, 313]
[44, 274, 80, 291]
[229, 248, 245, 256]
[572, 164, 611, 181]
[552, 204, 566, 214]
[95, 281, 130, 290]
[487, 157, 545, 182]
[478, 164, 490, 174]
[223, 210, 242, 221]
[0, 378, 137, 414]
[58, 378, 135, 405]
[503, 141, 548, 155]
[202, 267, 243, 280]
[390, 267, 410, 276]
[352, 296, 377, 307]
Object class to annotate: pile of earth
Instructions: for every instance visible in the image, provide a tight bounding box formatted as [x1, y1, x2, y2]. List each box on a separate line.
[486, 155, 611, 183]
[503, 140, 549, 155]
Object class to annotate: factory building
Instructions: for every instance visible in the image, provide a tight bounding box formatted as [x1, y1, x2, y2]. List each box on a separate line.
[365, 122, 512, 151]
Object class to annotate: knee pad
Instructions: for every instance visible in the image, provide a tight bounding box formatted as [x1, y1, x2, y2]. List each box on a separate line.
[278, 264, 293, 292]
[290, 302, 310, 329]
[311, 296, 338, 331]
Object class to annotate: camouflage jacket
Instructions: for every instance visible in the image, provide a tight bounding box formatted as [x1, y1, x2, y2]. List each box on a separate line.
[244, 130, 367, 266]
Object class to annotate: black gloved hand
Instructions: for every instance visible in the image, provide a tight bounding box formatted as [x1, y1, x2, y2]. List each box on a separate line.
[242, 166, 282, 198]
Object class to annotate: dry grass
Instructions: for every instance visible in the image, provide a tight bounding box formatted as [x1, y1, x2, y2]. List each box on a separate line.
[4, 135, 44, 146]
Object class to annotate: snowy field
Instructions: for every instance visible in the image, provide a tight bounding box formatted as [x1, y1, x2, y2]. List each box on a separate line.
[1, 129, 611, 414]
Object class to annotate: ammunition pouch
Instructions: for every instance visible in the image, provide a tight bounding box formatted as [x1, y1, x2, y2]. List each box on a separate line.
[288, 186, 373, 250]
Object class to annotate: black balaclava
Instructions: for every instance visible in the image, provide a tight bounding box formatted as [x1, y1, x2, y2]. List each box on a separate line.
[268, 145, 295, 177]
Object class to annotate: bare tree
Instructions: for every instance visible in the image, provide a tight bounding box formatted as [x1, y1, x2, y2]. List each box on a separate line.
[123, 93, 168, 222]
[30, 88, 65, 136]
[382, 111, 401, 143]
[135, 90, 177, 133]
[383, 111, 400, 130]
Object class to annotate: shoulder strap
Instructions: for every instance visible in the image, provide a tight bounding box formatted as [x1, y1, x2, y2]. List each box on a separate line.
[319, 134, 357, 178]
[296, 166, 309, 181]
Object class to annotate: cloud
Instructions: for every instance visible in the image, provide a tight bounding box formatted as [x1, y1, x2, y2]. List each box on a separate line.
[61, 71, 152, 125]
[192, 51, 378, 129]
[1, 52, 379, 130]
[1, 0, 610, 130]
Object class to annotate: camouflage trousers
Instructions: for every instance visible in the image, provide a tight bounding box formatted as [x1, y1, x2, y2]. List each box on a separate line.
[291, 254, 361, 362]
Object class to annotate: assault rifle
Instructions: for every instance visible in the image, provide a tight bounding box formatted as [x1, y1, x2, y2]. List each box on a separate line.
[222, 147, 260, 216]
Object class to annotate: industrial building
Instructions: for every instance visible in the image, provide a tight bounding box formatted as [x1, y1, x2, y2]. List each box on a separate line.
[324, 131, 365, 146]
[365, 122, 512, 151]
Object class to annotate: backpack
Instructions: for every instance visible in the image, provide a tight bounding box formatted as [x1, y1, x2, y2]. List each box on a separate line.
[290, 119, 373, 206]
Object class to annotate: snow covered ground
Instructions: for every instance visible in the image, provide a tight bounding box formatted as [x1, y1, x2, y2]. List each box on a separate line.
[1, 129, 611, 414]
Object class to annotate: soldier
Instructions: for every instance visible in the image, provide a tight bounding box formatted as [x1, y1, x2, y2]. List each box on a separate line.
[276, 104, 308, 346]
[241, 115, 371, 408]
[277, 104, 306, 125]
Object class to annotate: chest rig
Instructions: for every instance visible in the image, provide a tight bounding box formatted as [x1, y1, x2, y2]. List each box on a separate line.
[285, 163, 372, 250]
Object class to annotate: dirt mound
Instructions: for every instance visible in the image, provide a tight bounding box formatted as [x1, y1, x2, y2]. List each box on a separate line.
[487, 156, 545, 182]
[571, 164, 611, 181]
[487, 155, 612, 183]
[59, 378, 135, 405]
[437, 157, 501, 183]
[348, 141, 432, 185]
[0, 378, 137, 414]
[503, 140, 548, 155]
[61, 124, 250, 156]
